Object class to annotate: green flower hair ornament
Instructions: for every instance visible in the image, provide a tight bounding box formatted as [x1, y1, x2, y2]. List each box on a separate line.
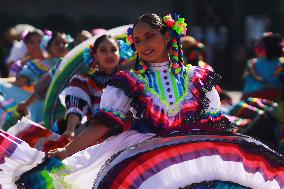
[163, 14, 187, 37]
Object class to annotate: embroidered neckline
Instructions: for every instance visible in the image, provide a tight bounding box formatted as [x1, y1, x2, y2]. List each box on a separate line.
[138, 64, 192, 114]
[147, 61, 169, 72]
[89, 72, 113, 87]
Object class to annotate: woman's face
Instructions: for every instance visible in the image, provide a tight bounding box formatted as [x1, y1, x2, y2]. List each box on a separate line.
[94, 38, 120, 73]
[133, 22, 169, 63]
[49, 34, 69, 58]
[26, 34, 42, 56]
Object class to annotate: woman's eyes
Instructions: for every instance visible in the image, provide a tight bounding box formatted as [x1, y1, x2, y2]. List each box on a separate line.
[146, 33, 155, 40]
[99, 47, 117, 53]
[134, 39, 141, 44]
[28, 40, 41, 45]
[134, 33, 155, 44]
[100, 48, 107, 52]
[111, 47, 118, 52]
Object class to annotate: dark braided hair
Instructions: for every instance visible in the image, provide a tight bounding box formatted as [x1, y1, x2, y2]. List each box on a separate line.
[262, 33, 282, 60]
[93, 34, 118, 54]
[46, 32, 68, 52]
[133, 14, 168, 35]
[129, 13, 187, 75]
[256, 32, 282, 60]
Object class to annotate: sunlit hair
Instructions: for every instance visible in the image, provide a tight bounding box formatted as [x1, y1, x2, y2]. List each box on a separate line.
[127, 13, 187, 75]
[23, 29, 44, 44]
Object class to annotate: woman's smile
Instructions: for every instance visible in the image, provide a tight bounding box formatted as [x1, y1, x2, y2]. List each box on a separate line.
[104, 57, 115, 64]
[143, 49, 154, 56]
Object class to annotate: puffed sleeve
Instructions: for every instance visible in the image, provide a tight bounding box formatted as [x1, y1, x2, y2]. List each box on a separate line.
[190, 66, 235, 131]
[202, 86, 235, 131]
[59, 74, 91, 119]
[93, 85, 133, 131]
[204, 87, 221, 113]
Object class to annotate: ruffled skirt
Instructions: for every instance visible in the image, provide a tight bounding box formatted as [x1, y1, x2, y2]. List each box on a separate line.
[227, 97, 280, 146]
[7, 117, 69, 152]
[1, 125, 284, 189]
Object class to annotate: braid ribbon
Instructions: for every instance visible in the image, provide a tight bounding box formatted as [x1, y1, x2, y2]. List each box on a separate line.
[127, 27, 148, 75]
[164, 13, 187, 75]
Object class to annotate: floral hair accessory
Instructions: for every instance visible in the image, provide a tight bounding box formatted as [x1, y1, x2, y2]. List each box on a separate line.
[83, 44, 95, 65]
[40, 29, 52, 50]
[82, 43, 97, 74]
[44, 29, 52, 37]
[163, 13, 187, 38]
[126, 27, 134, 45]
[117, 39, 135, 63]
[66, 34, 74, 43]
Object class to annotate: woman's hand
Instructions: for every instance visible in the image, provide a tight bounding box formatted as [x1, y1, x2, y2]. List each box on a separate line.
[17, 102, 29, 117]
[63, 130, 75, 140]
[20, 54, 32, 65]
[46, 123, 111, 161]
[47, 148, 70, 160]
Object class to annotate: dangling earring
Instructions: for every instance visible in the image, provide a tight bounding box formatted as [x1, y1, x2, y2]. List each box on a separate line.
[94, 62, 99, 72]
[88, 61, 99, 75]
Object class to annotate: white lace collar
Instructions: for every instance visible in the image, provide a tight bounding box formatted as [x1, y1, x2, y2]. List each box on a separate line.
[147, 61, 169, 72]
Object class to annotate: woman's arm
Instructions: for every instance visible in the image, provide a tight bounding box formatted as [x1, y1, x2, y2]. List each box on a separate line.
[13, 76, 29, 87]
[49, 85, 133, 160]
[34, 72, 52, 99]
[17, 93, 38, 115]
[63, 114, 81, 139]
[48, 121, 110, 160]
[247, 62, 263, 81]
[17, 72, 52, 115]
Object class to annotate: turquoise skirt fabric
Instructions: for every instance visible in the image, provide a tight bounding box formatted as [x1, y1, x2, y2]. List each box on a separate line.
[0, 81, 44, 130]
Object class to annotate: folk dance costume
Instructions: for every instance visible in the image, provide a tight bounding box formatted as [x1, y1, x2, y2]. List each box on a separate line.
[18, 58, 60, 84]
[0, 58, 61, 129]
[242, 57, 284, 101]
[5, 71, 114, 154]
[94, 62, 232, 135]
[226, 97, 279, 146]
[52, 71, 113, 135]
